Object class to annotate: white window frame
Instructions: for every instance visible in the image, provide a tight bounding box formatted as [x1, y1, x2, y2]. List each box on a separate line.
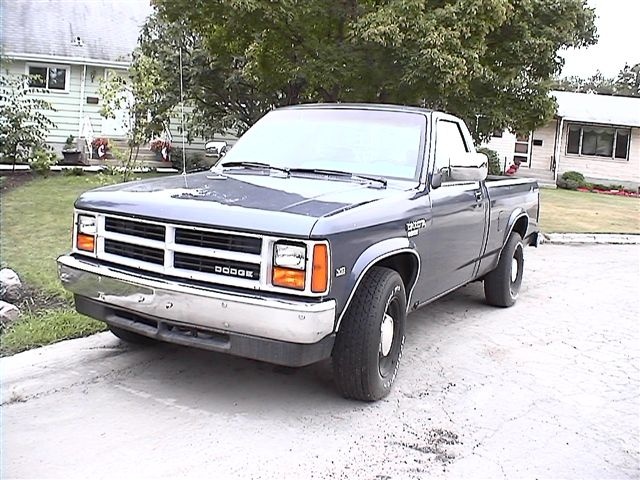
[25, 62, 71, 94]
[565, 123, 630, 161]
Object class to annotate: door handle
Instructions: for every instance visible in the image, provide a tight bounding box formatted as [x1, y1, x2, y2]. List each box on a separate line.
[474, 189, 483, 202]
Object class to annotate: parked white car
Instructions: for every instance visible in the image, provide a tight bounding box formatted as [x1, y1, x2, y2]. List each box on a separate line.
[204, 141, 228, 158]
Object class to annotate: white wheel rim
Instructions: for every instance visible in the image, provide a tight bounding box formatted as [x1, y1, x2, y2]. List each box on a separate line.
[511, 257, 518, 283]
[380, 313, 394, 357]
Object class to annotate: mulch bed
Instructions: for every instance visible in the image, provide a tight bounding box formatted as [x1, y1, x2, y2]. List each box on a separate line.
[15, 284, 71, 316]
[0, 171, 35, 194]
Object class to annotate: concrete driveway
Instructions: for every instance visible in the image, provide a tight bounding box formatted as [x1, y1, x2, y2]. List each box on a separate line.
[2, 244, 639, 479]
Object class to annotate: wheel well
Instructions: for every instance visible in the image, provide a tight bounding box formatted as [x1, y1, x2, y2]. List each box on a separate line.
[375, 252, 419, 300]
[512, 215, 528, 239]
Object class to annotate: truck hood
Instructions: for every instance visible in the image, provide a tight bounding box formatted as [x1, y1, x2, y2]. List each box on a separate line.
[75, 171, 406, 237]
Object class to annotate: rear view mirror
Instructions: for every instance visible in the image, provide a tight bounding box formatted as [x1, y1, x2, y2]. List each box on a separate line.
[449, 152, 488, 182]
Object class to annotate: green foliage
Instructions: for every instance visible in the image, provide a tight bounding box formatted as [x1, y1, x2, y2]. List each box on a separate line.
[477, 147, 502, 176]
[556, 178, 580, 190]
[140, 0, 596, 141]
[553, 63, 640, 97]
[0, 73, 56, 168]
[99, 71, 153, 180]
[170, 148, 211, 172]
[62, 167, 86, 176]
[1, 308, 105, 356]
[562, 170, 586, 184]
[557, 170, 586, 190]
[29, 148, 57, 176]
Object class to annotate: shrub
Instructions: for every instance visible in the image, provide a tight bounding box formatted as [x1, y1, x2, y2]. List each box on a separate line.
[170, 148, 210, 173]
[561, 171, 586, 185]
[477, 147, 502, 176]
[556, 178, 581, 190]
[0, 74, 56, 169]
[29, 148, 57, 177]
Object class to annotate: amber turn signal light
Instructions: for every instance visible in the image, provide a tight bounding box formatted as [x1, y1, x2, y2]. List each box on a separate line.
[311, 244, 328, 293]
[272, 266, 305, 290]
[77, 233, 95, 252]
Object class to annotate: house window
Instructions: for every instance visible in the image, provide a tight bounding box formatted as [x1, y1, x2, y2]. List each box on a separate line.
[566, 124, 630, 160]
[27, 64, 69, 92]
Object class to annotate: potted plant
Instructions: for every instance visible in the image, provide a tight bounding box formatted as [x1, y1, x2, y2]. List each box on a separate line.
[61, 135, 83, 165]
[91, 137, 110, 160]
[149, 138, 171, 162]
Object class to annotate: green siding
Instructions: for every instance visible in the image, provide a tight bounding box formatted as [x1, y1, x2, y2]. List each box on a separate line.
[7, 61, 118, 149]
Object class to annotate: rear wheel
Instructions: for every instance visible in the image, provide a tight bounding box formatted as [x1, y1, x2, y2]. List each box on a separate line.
[332, 267, 407, 401]
[484, 232, 524, 307]
[108, 325, 156, 345]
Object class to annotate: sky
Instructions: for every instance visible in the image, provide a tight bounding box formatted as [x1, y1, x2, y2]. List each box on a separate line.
[560, 0, 640, 78]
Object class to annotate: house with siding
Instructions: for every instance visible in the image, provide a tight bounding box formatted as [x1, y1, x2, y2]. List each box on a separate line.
[1, 0, 155, 155]
[484, 91, 640, 186]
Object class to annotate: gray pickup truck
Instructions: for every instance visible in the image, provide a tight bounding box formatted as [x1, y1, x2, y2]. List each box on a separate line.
[58, 104, 540, 401]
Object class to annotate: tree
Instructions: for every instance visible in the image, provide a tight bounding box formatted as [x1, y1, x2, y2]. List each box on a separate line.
[553, 63, 640, 97]
[0, 73, 56, 170]
[99, 60, 164, 181]
[139, 0, 597, 141]
[614, 63, 640, 97]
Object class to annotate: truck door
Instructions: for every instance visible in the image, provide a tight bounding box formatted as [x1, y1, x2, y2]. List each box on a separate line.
[413, 118, 488, 303]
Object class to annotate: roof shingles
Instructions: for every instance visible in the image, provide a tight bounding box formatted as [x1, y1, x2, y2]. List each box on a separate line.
[1, 0, 152, 64]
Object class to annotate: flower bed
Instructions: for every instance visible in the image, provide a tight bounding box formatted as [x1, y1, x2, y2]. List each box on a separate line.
[576, 186, 639, 198]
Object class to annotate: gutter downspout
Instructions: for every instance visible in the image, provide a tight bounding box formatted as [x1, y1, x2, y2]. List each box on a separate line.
[553, 116, 564, 182]
[78, 65, 86, 137]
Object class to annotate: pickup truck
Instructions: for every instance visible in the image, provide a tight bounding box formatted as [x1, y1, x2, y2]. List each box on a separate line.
[58, 104, 540, 401]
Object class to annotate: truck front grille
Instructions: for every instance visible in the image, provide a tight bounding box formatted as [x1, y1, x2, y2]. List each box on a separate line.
[97, 215, 263, 288]
[104, 239, 165, 265]
[105, 217, 166, 241]
[175, 228, 261, 254]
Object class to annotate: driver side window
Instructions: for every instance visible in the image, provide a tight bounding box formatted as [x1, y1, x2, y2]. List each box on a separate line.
[434, 121, 469, 180]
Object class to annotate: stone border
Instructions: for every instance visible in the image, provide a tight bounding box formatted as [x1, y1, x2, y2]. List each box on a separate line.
[543, 233, 640, 245]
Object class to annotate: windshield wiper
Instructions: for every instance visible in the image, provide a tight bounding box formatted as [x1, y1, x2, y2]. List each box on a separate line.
[288, 168, 388, 187]
[219, 161, 289, 175]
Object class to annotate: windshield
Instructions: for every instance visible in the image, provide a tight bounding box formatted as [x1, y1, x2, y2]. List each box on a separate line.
[220, 108, 426, 181]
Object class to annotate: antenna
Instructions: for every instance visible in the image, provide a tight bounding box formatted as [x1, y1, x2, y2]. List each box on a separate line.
[179, 47, 187, 176]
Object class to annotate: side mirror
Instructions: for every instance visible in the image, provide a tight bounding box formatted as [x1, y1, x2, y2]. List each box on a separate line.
[449, 152, 488, 182]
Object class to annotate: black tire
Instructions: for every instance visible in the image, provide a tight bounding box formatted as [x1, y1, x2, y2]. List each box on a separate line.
[484, 232, 524, 307]
[332, 266, 407, 401]
[108, 325, 156, 345]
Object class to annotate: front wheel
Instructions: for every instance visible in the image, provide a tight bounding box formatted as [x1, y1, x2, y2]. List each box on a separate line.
[484, 232, 524, 307]
[332, 267, 407, 401]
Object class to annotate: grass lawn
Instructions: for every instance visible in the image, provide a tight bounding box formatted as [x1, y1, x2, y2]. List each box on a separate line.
[0, 174, 129, 355]
[540, 188, 640, 234]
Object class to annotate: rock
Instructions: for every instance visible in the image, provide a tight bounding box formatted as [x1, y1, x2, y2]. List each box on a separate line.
[0, 300, 20, 332]
[0, 268, 22, 302]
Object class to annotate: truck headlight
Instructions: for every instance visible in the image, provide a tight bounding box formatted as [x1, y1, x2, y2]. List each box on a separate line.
[272, 243, 306, 290]
[273, 243, 306, 270]
[76, 214, 96, 252]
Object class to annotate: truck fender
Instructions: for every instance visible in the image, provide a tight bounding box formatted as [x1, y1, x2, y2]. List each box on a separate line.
[335, 237, 420, 330]
[503, 209, 529, 247]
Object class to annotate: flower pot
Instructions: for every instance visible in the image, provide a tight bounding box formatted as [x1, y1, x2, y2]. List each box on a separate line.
[60, 150, 85, 165]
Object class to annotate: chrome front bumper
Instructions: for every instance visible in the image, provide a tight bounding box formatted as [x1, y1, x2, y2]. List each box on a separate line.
[57, 255, 336, 345]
